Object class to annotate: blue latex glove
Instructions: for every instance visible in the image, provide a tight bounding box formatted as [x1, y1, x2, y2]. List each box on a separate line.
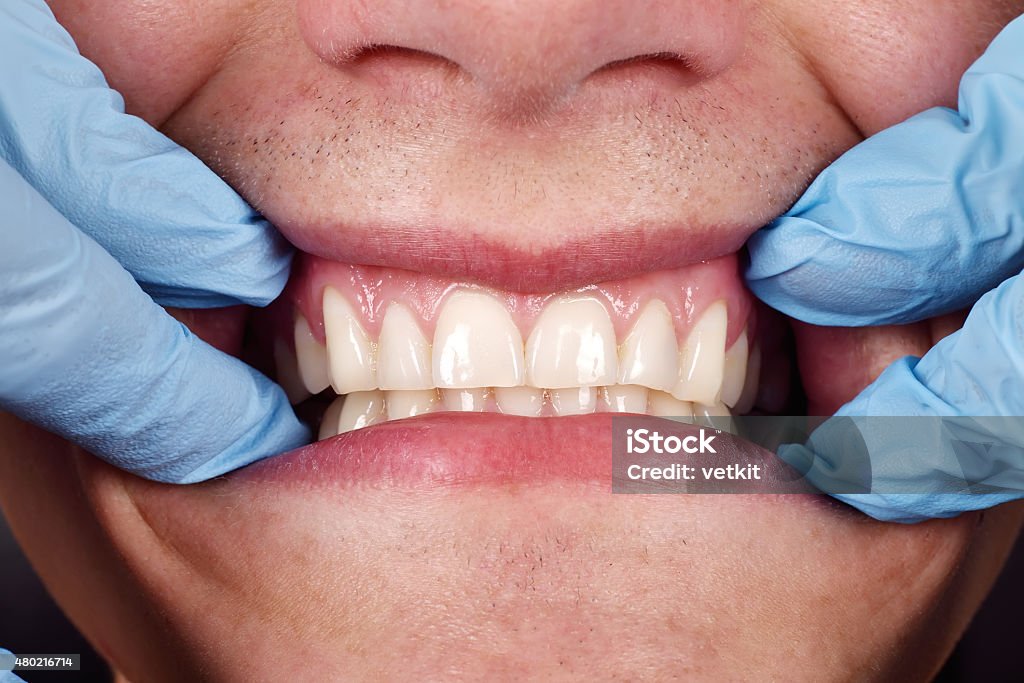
[0, 649, 22, 683]
[0, 0, 310, 483]
[746, 15, 1024, 522]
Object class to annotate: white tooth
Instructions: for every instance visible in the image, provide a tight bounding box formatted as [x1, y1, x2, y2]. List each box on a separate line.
[617, 300, 678, 391]
[318, 395, 346, 440]
[386, 389, 439, 420]
[719, 331, 749, 408]
[695, 402, 731, 418]
[648, 391, 695, 419]
[377, 303, 433, 390]
[733, 344, 761, 415]
[274, 337, 312, 404]
[433, 292, 525, 388]
[495, 386, 545, 417]
[294, 314, 331, 394]
[442, 387, 489, 412]
[337, 390, 386, 433]
[550, 386, 598, 416]
[695, 401, 735, 434]
[601, 385, 648, 413]
[526, 297, 617, 388]
[671, 301, 728, 405]
[323, 287, 377, 394]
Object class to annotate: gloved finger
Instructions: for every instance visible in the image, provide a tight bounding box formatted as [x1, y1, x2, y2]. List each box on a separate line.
[0, 159, 309, 482]
[0, 650, 24, 683]
[778, 271, 1024, 522]
[746, 15, 1024, 327]
[0, 0, 292, 309]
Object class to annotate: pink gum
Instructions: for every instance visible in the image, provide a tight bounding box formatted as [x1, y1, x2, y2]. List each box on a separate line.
[288, 253, 755, 348]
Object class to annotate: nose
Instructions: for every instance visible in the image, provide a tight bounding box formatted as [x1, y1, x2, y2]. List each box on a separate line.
[296, 0, 745, 113]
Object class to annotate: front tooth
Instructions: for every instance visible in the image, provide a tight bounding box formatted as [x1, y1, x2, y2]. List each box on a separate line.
[386, 390, 439, 420]
[442, 387, 489, 412]
[671, 301, 728, 405]
[337, 390, 386, 433]
[648, 391, 695, 419]
[719, 330, 749, 408]
[550, 386, 598, 416]
[495, 386, 544, 417]
[377, 303, 433, 390]
[318, 395, 346, 440]
[601, 385, 648, 413]
[274, 337, 312, 404]
[526, 296, 617, 388]
[294, 314, 331, 394]
[617, 300, 678, 391]
[323, 287, 377, 394]
[433, 292, 525, 388]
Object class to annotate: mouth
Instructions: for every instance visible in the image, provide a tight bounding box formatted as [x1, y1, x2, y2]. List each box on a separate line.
[230, 218, 832, 488]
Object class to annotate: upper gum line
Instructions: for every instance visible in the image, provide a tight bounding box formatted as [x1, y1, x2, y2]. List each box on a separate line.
[290, 253, 753, 347]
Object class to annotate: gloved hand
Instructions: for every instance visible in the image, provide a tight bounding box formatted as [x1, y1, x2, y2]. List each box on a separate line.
[0, 0, 309, 483]
[0, 648, 21, 683]
[746, 15, 1024, 522]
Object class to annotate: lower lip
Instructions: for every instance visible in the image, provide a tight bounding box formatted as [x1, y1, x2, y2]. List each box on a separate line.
[234, 412, 821, 499]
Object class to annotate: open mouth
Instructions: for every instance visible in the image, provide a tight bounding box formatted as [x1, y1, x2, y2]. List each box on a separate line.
[232, 234, 817, 487]
[277, 252, 768, 438]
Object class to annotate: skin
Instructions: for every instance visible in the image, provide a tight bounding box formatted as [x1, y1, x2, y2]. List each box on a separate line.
[3, 0, 1024, 679]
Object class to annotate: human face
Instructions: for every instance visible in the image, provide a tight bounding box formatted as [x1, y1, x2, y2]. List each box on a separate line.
[3, 0, 1024, 679]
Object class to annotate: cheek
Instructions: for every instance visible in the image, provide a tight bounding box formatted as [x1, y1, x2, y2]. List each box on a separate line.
[779, 0, 1024, 134]
[46, 0, 250, 124]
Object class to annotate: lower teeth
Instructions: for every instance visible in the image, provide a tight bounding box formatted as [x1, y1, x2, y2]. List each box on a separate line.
[317, 386, 734, 439]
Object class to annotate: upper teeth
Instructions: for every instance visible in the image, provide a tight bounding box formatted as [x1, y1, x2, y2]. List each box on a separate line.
[433, 291, 525, 388]
[526, 296, 618, 388]
[323, 287, 376, 394]
[290, 287, 758, 436]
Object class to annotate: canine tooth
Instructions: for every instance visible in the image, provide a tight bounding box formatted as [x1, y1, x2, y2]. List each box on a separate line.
[274, 337, 312, 404]
[337, 391, 386, 433]
[323, 287, 377, 394]
[442, 387, 489, 412]
[672, 301, 727, 405]
[648, 391, 695, 419]
[386, 390, 439, 420]
[601, 385, 648, 413]
[719, 330, 749, 408]
[617, 300, 678, 391]
[495, 386, 544, 417]
[318, 395, 346, 440]
[378, 303, 433, 390]
[733, 344, 761, 415]
[294, 314, 331, 394]
[433, 292, 525, 388]
[526, 296, 617, 388]
[550, 386, 598, 416]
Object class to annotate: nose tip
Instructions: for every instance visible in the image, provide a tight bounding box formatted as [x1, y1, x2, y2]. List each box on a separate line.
[297, 0, 745, 113]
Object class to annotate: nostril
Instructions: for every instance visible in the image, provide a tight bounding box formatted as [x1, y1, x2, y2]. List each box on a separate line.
[591, 52, 706, 88]
[343, 43, 458, 71]
[335, 44, 464, 87]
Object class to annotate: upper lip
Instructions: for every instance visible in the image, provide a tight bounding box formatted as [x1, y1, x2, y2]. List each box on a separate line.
[276, 219, 757, 292]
